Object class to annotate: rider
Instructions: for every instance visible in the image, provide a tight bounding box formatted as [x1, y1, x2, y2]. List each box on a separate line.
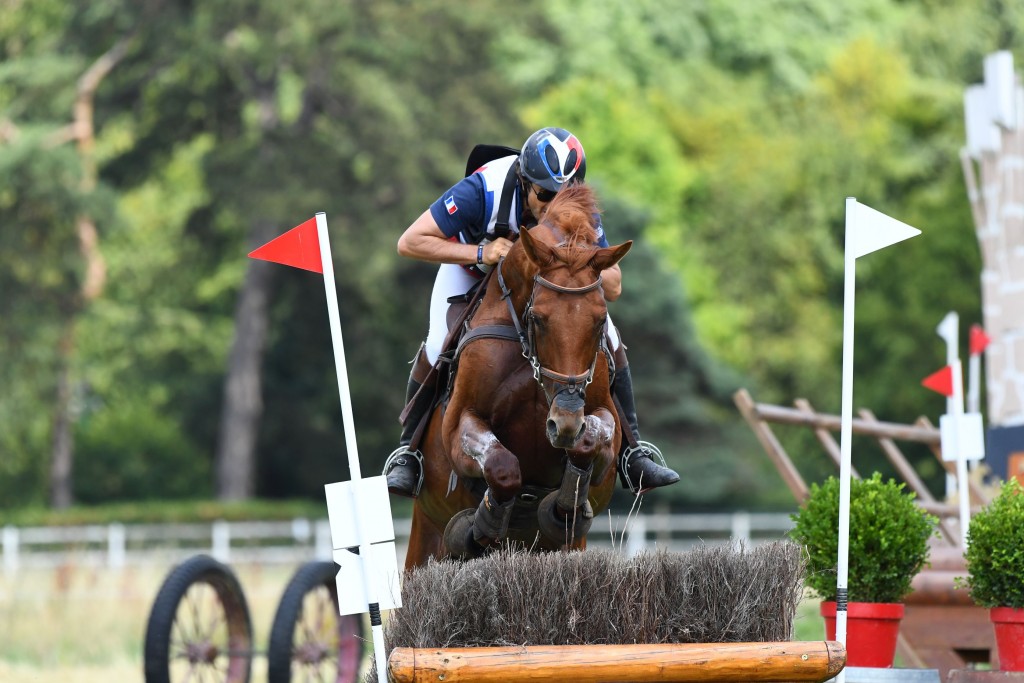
[384, 127, 680, 498]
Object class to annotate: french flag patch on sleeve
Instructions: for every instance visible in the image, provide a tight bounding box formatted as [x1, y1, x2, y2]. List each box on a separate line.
[444, 195, 458, 215]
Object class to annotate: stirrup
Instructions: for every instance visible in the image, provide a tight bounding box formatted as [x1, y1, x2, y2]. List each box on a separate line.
[619, 441, 666, 493]
[383, 447, 425, 497]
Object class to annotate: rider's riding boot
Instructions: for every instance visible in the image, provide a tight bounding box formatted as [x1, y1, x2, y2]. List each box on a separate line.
[383, 345, 433, 498]
[613, 364, 680, 494]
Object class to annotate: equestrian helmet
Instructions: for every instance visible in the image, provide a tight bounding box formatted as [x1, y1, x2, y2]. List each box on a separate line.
[520, 127, 586, 193]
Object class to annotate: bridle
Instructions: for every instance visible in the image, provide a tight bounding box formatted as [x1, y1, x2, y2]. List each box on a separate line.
[497, 256, 608, 405]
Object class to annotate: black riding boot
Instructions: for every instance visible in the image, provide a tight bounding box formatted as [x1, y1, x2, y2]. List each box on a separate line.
[383, 347, 433, 498]
[613, 365, 680, 494]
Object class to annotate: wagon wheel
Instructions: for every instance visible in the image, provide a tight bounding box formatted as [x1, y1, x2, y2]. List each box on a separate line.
[144, 554, 253, 683]
[267, 560, 365, 683]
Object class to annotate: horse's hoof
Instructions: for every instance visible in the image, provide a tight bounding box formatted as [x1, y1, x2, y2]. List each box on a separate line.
[443, 509, 485, 561]
[537, 490, 593, 545]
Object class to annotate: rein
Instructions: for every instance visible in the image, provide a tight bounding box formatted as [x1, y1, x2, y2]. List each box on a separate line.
[496, 256, 607, 404]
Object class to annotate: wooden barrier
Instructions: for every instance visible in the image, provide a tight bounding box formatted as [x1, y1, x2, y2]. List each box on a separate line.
[388, 641, 846, 683]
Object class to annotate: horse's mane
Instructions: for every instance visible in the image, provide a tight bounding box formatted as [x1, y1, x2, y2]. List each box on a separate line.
[536, 184, 601, 273]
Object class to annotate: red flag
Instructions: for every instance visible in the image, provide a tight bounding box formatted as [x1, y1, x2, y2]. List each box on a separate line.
[248, 217, 322, 273]
[970, 324, 991, 356]
[921, 366, 954, 397]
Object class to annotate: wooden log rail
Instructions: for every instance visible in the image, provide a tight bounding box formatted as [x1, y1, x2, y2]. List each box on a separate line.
[388, 641, 846, 683]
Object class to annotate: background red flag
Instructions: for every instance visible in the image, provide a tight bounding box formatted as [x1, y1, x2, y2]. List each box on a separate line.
[921, 365, 954, 397]
[248, 217, 322, 273]
[970, 324, 991, 356]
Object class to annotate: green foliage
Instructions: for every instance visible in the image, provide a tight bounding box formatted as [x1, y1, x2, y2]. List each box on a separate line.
[73, 399, 211, 502]
[3, 0, 1023, 511]
[963, 479, 1024, 608]
[790, 472, 937, 603]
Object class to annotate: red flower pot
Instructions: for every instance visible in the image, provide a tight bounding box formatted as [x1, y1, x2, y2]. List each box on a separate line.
[991, 606, 1024, 671]
[821, 601, 904, 668]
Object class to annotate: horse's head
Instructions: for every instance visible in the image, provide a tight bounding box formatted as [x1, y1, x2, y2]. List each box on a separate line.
[513, 185, 631, 449]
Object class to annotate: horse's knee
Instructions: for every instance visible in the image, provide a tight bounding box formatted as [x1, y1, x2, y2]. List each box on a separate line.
[481, 451, 521, 502]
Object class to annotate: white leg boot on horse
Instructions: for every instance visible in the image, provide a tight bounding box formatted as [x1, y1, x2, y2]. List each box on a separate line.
[612, 344, 680, 494]
[383, 344, 434, 498]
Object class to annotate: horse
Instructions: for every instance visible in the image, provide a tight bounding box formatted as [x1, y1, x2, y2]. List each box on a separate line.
[404, 184, 632, 569]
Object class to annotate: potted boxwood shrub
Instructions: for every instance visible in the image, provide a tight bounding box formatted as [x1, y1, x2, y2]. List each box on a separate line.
[790, 472, 937, 667]
[962, 478, 1024, 671]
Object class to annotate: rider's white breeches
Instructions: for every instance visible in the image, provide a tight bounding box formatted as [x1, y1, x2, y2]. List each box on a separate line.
[424, 263, 622, 365]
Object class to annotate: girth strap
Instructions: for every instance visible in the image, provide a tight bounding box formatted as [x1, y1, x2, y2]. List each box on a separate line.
[453, 324, 521, 364]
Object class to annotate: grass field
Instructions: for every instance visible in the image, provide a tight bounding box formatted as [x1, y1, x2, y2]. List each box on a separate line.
[0, 560, 323, 683]
[0, 560, 827, 683]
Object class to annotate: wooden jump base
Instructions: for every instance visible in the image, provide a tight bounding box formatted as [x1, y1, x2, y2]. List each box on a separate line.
[388, 641, 846, 683]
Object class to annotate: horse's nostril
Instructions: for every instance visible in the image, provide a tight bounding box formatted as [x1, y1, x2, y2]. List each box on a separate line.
[546, 419, 557, 435]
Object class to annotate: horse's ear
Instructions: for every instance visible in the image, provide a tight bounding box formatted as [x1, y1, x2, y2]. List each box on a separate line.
[519, 226, 556, 266]
[591, 240, 632, 272]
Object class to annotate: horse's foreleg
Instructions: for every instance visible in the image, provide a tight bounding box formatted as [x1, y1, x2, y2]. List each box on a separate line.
[567, 408, 617, 468]
[443, 411, 521, 557]
[537, 409, 616, 547]
[452, 411, 522, 504]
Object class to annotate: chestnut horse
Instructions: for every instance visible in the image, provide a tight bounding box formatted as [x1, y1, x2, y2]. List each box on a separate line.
[404, 184, 632, 569]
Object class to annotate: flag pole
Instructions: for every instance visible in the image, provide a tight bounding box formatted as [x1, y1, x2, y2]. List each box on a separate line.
[315, 212, 390, 682]
[835, 198, 858, 683]
[951, 358, 971, 547]
[937, 313, 970, 547]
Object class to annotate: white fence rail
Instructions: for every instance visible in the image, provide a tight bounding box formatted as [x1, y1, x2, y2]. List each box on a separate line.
[1, 512, 795, 573]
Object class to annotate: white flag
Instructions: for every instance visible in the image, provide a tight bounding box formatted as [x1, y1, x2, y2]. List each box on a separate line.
[846, 198, 921, 259]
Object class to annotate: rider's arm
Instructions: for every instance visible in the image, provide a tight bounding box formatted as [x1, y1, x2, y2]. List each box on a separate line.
[397, 210, 511, 266]
[592, 215, 621, 301]
[602, 264, 622, 301]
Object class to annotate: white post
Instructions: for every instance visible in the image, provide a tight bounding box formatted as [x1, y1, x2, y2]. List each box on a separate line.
[625, 515, 647, 557]
[291, 517, 311, 543]
[3, 525, 18, 575]
[107, 522, 126, 570]
[212, 520, 231, 563]
[315, 212, 389, 681]
[731, 511, 751, 549]
[315, 519, 333, 560]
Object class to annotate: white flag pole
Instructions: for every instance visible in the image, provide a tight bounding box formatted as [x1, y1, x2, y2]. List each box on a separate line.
[835, 198, 921, 682]
[937, 313, 971, 546]
[315, 212, 390, 682]
[938, 313, 959, 498]
[967, 333, 981, 476]
[968, 349, 981, 415]
[835, 199, 858, 677]
[951, 358, 971, 547]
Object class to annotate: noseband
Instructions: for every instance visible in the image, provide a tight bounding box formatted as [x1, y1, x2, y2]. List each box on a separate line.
[497, 257, 607, 405]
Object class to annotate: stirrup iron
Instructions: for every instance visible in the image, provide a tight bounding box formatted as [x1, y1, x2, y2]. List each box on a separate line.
[383, 446, 425, 497]
[619, 441, 665, 493]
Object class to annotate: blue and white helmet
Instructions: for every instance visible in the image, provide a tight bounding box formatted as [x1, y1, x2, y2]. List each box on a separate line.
[520, 127, 586, 193]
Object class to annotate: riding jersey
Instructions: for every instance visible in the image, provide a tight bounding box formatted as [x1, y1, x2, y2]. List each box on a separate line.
[429, 155, 609, 278]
